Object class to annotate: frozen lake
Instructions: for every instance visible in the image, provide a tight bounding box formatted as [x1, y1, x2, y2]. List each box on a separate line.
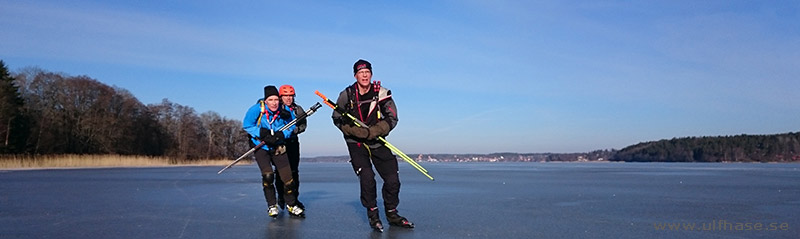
[1, 162, 798, 238]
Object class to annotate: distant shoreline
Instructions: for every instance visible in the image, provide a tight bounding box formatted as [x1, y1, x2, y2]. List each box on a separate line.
[2, 154, 797, 170]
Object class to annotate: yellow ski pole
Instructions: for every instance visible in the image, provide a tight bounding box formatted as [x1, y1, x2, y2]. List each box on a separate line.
[380, 138, 434, 180]
[381, 138, 428, 173]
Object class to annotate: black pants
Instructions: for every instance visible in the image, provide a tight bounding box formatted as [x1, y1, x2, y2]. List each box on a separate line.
[346, 143, 401, 210]
[276, 140, 301, 204]
[253, 146, 296, 207]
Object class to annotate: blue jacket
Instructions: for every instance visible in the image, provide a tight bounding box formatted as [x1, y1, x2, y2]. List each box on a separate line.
[242, 99, 296, 151]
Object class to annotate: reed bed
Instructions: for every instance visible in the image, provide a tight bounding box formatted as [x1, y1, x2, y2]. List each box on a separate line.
[0, 154, 247, 169]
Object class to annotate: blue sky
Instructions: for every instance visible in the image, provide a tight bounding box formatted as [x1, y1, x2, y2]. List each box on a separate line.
[2, 0, 798, 156]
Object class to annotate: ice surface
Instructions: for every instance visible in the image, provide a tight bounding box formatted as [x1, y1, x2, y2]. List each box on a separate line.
[1, 162, 798, 238]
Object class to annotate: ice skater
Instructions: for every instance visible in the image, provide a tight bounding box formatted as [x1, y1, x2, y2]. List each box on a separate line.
[242, 85, 304, 218]
[330, 59, 414, 231]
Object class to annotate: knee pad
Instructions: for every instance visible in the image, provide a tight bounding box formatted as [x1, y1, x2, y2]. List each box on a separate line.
[262, 173, 275, 187]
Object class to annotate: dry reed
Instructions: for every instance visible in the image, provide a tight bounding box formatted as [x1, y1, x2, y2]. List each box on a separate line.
[0, 154, 247, 169]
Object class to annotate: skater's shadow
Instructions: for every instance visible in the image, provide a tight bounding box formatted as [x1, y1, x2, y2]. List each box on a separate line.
[386, 225, 414, 239]
[265, 216, 301, 239]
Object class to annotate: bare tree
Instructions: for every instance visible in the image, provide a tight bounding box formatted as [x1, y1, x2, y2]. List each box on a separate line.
[52, 76, 117, 153]
[200, 111, 223, 159]
[175, 104, 205, 160]
[19, 71, 65, 154]
[148, 99, 207, 160]
[200, 112, 248, 159]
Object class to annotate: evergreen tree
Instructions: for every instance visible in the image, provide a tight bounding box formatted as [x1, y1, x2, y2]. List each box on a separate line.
[0, 60, 28, 153]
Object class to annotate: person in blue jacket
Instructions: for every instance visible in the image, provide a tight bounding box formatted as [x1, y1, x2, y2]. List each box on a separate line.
[242, 85, 304, 218]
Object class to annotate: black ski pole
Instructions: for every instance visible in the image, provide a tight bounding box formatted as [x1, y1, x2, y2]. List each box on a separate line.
[217, 102, 322, 174]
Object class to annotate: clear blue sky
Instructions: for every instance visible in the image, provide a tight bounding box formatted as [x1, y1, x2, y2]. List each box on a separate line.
[2, 0, 798, 156]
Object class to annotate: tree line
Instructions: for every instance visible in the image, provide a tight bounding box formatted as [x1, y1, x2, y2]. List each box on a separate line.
[0, 61, 249, 160]
[5, 60, 800, 163]
[610, 132, 800, 162]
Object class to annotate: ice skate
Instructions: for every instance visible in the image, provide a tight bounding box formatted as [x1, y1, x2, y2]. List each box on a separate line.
[386, 209, 414, 228]
[367, 207, 384, 232]
[267, 205, 280, 218]
[287, 204, 305, 218]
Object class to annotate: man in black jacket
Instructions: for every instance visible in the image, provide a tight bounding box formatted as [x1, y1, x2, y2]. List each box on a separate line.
[332, 59, 414, 231]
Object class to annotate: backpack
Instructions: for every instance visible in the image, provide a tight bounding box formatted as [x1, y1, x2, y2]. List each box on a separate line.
[344, 81, 391, 123]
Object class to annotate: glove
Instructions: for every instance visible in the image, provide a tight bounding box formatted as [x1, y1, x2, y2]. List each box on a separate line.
[260, 133, 282, 145]
[259, 128, 283, 145]
[367, 120, 390, 140]
[295, 110, 307, 119]
[279, 109, 292, 120]
[341, 124, 369, 139]
[336, 115, 354, 126]
[259, 128, 270, 140]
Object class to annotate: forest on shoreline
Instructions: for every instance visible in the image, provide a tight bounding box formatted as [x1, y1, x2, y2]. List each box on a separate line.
[609, 132, 800, 162]
[0, 61, 249, 160]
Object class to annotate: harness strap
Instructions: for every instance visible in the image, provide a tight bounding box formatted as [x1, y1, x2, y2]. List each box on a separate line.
[256, 100, 278, 129]
[349, 83, 384, 122]
[257, 100, 266, 126]
[373, 81, 382, 119]
[363, 143, 372, 158]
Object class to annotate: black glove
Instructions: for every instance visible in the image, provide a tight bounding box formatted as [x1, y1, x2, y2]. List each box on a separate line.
[335, 115, 354, 126]
[259, 128, 283, 145]
[259, 128, 270, 139]
[341, 124, 369, 139]
[367, 120, 390, 140]
[295, 109, 307, 119]
[261, 133, 283, 145]
[279, 109, 292, 120]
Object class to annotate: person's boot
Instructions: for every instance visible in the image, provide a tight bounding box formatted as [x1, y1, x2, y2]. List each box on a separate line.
[367, 207, 384, 232]
[287, 204, 305, 218]
[267, 205, 280, 218]
[385, 208, 414, 228]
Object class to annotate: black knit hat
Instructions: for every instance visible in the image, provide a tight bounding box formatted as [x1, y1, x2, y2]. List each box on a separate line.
[353, 59, 372, 75]
[263, 85, 279, 99]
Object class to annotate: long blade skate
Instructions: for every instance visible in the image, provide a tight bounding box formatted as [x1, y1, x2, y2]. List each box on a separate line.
[371, 221, 384, 232]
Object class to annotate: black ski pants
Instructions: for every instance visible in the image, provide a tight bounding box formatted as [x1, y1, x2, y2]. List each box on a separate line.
[253, 146, 297, 207]
[346, 142, 401, 210]
[275, 140, 301, 204]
